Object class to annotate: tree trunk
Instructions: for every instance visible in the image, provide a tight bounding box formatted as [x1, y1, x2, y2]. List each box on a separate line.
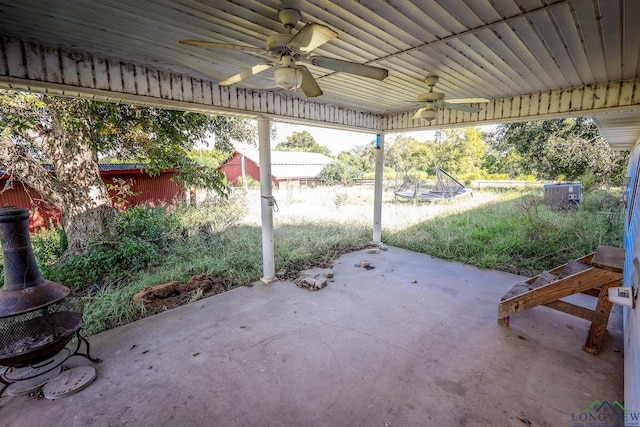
[60, 198, 115, 255]
[0, 114, 117, 255]
[52, 147, 116, 255]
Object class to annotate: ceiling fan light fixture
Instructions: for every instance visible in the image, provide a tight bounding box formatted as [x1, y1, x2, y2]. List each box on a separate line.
[420, 107, 439, 122]
[274, 66, 302, 90]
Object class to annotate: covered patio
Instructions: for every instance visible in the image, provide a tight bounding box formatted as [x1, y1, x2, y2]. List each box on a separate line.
[0, 246, 623, 425]
[0, 1, 637, 422]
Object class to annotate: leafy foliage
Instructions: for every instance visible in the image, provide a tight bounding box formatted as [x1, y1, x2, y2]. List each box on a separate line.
[275, 130, 332, 156]
[319, 161, 361, 185]
[337, 143, 377, 173]
[40, 206, 180, 289]
[0, 91, 256, 251]
[492, 117, 628, 185]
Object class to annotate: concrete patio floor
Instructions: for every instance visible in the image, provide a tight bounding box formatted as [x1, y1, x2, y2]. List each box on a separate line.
[0, 246, 624, 426]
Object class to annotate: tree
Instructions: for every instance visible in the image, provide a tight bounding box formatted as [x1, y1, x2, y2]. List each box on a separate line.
[319, 161, 360, 185]
[385, 136, 434, 176]
[275, 130, 332, 156]
[482, 131, 525, 178]
[493, 117, 628, 185]
[0, 91, 255, 254]
[430, 128, 486, 175]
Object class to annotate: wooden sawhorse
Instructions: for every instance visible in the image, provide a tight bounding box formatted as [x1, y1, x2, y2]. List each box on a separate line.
[498, 245, 625, 354]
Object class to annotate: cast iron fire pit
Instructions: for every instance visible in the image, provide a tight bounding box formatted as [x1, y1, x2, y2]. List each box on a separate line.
[0, 207, 99, 396]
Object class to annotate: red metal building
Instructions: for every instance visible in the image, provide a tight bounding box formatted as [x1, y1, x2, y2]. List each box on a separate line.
[0, 164, 184, 232]
[219, 149, 333, 188]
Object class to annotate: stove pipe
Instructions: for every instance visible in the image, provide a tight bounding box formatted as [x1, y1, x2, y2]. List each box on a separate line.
[0, 207, 69, 317]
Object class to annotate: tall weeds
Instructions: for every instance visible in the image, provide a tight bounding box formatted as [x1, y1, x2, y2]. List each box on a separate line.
[9, 186, 624, 335]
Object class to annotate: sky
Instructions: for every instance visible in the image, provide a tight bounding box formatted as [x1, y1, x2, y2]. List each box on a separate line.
[272, 122, 499, 155]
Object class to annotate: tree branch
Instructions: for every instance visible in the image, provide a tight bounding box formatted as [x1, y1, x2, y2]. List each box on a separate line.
[0, 135, 64, 206]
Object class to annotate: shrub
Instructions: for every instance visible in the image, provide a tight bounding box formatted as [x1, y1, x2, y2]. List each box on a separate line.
[41, 205, 180, 290]
[319, 161, 360, 185]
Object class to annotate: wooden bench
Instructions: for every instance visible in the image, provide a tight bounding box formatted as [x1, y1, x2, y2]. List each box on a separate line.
[498, 245, 625, 354]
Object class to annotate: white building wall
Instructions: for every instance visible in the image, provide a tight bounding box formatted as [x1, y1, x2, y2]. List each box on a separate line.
[624, 147, 640, 416]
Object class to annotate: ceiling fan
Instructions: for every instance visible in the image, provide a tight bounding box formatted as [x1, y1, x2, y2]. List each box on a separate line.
[180, 8, 389, 97]
[412, 76, 489, 122]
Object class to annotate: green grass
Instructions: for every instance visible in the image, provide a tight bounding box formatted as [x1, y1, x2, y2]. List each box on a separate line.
[11, 186, 625, 336]
[385, 189, 624, 276]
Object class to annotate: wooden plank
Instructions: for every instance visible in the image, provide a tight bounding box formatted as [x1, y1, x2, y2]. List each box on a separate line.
[558, 260, 591, 279]
[93, 57, 109, 90]
[191, 78, 202, 104]
[182, 77, 193, 103]
[158, 71, 171, 99]
[0, 40, 8, 77]
[4, 38, 26, 78]
[134, 65, 149, 96]
[498, 267, 622, 319]
[619, 80, 635, 106]
[523, 253, 594, 285]
[170, 73, 182, 101]
[510, 96, 520, 117]
[559, 89, 572, 112]
[500, 282, 530, 301]
[583, 280, 619, 354]
[201, 80, 212, 105]
[60, 51, 79, 86]
[549, 90, 561, 113]
[147, 70, 161, 98]
[570, 87, 583, 111]
[544, 300, 608, 324]
[633, 79, 640, 106]
[214, 85, 224, 107]
[581, 288, 601, 298]
[581, 85, 595, 110]
[272, 92, 280, 115]
[77, 53, 93, 88]
[592, 84, 607, 109]
[529, 271, 558, 289]
[528, 93, 540, 116]
[107, 60, 123, 92]
[591, 245, 625, 273]
[41, 46, 62, 84]
[539, 92, 550, 114]
[494, 99, 503, 119]
[122, 63, 136, 94]
[24, 43, 44, 81]
[266, 91, 274, 114]
[254, 90, 262, 112]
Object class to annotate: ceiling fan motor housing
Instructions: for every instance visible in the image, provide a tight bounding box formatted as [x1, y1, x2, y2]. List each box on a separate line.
[417, 92, 445, 103]
[278, 9, 301, 29]
[266, 34, 296, 54]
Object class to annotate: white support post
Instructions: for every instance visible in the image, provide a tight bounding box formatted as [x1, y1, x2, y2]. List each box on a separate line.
[373, 132, 385, 243]
[258, 117, 276, 283]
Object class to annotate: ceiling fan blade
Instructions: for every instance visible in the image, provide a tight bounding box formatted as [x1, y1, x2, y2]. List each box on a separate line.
[309, 56, 388, 80]
[412, 107, 426, 120]
[288, 23, 337, 52]
[297, 66, 323, 97]
[179, 40, 270, 56]
[447, 98, 491, 104]
[443, 102, 482, 113]
[218, 61, 274, 86]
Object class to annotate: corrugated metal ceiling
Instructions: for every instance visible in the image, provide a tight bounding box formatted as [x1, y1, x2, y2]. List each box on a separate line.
[0, 0, 638, 146]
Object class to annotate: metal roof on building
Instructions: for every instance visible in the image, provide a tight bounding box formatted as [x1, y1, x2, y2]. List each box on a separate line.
[235, 149, 333, 179]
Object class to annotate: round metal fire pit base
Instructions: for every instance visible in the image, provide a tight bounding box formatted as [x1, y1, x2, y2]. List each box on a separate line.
[3, 349, 70, 382]
[5, 366, 61, 397]
[43, 366, 96, 400]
